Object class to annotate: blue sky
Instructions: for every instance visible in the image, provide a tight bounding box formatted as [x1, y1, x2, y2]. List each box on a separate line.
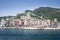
[0, 0, 60, 16]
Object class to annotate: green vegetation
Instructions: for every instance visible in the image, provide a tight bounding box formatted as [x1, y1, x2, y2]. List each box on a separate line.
[33, 7, 60, 21]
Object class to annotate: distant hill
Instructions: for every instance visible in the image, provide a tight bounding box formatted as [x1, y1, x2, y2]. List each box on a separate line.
[0, 7, 60, 22]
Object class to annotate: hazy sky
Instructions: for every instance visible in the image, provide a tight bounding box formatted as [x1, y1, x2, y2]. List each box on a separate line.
[0, 0, 60, 16]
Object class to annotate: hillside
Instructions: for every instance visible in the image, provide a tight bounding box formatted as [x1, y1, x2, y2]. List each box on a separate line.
[24, 7, 60, 21]
[0, 7, 60, 22]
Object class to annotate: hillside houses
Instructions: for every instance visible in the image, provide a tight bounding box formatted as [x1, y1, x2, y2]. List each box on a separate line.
[0, 12, 58, 28]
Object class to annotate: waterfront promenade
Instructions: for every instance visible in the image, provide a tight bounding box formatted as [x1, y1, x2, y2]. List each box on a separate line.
[0, 27, 60, 30]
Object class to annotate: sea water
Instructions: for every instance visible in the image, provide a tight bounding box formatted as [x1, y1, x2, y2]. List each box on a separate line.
[0, 28, 60, 40]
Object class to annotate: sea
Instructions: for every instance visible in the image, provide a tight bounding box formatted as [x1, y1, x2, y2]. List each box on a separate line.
[0, 28, 60, 40]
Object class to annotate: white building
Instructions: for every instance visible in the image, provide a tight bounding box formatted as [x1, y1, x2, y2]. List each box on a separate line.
[20, 12, 31, 19]
[1, 19, 6, 27]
